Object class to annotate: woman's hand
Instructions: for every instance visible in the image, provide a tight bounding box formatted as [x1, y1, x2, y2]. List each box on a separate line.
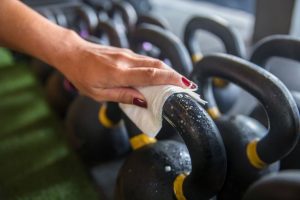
[54, 33, 195, 108]
[0, 0, 195, 108]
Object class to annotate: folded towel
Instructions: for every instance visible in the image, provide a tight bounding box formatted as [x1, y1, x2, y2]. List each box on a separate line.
[119, 85, 206, 137]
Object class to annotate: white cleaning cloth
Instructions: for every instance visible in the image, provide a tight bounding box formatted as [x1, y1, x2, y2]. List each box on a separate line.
[119, 85, 206, 138]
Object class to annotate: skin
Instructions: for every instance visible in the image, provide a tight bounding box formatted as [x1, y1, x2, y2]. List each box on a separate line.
[0, 0, 194, 107]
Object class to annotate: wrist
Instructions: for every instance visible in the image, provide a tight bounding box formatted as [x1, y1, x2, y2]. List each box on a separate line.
[45, 28, 84, 71]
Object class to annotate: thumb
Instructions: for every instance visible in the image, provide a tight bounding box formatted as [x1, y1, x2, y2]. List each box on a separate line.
[93, 87, 148, 108]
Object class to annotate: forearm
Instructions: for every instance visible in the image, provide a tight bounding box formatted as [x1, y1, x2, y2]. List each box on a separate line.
[0, 0, 190, 106]
[0, 0, 81, 67]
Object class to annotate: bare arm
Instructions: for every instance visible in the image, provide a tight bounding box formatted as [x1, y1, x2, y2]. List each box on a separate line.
[0, 0, 195, 107]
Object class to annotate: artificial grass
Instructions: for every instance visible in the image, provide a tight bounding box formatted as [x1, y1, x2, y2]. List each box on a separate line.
[0, 48, 13, 67]
[0, 63, 99, 200]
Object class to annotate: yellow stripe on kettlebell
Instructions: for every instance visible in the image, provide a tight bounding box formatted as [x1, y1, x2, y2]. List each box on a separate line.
[98, 104, 115, 128]
[130, 133, 157, 150]
[192, 53, 203, 63]
[213, 78, 228, 88]
[173, 174, 187, 200]
[246, 139, 267, 169]
[207, 107, 221, 120]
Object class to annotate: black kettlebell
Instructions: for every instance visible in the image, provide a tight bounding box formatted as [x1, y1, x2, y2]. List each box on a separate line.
[66, 99, 130, 165]
[38, 8, 57, 24]
[29, 58, 54, 86]
[115, 92, 227, 200]
[131, 24, 193, 140]
[184, 15, 246, 113]
[45, 72, 77, 117]
[109, 1, 137, 36]
[243, 170, 300, 200]
[131, 24, 192, 76]
[249, 35, 300, 170]
[93, 19, 130, 48]
[191, 53, 299, 199]
[71, 5, 99, 37]
[83, 1, 111, 25]
[83, 0, 112, 14]
[89, 0, 110, 24]
[51, 8, 68, 27]
[124, 0, 152, 15]
[136, 14, 170, 30]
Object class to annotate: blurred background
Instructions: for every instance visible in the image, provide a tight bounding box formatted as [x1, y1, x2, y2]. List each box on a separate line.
[2, 0, 300, 200]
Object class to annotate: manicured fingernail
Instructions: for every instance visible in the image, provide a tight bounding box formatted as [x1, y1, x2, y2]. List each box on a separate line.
[181, 76, 192, 87]
[190, 83, 198, 89]
[133, 98, 148, 108]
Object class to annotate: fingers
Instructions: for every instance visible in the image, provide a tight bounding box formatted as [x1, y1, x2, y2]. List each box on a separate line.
[100, 46, 170, 70]
[91, 87, 148, 108]
[132, 57, 170, 69]
[120, 67, 196, 89]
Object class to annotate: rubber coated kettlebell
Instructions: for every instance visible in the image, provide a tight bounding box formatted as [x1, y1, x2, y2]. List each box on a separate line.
[125, 0, 152, 15]
[184, 15, 246, 113]
[191, 53, 299, 199]
[82, 0, 112, 14]
[134, 14, 170, 57]
[131, 24, 192, 76]
[115, 93, 227, 200]
[29, 58, 54, 86]
[45, 72, 77, 117]
[93, 20, 129, 48]
[51, 8, 68, 27]
[243, 170, 300, 200]
[249, 35, 300, 170]
[73, 4, 129, 47]
[72, 5, 99, 37]
[66, 100, 130, 164]
[136, 13, 170, 30]
[109, 1, 137, 36]
[131, 24, 193, 140]
[38, 8, 57, 24]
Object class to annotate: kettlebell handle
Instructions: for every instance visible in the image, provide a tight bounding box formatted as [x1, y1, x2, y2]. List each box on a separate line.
[163, 93, 226, 199]
[136, 14, 170, 30]
[121, 93, 227, 199]
[94, 20, 129, 48]
[109, 1, 137, 33]
[52, 8, 68, 27]
[250, 35, 300, 67]
[192, 53, 299, 165]
[75, 5, 99, 33]
[184, 15, 246, 62]
[131, 24, 193, 76]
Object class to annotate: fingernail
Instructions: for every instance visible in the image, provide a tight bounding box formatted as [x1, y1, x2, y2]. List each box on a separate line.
[181, 76, 192, 87]
[190, 83, 198, 89]
[133, 98, 148, 108]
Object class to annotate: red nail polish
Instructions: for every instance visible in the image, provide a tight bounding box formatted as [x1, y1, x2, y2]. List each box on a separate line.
[181, 76, 191, 87]
[190, 83, 197, 89]
[133, 98, 148, 108]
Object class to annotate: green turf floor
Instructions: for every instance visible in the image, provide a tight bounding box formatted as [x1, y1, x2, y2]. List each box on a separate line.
[0, 56, 99, 200]
[0, 48, 13, 67]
